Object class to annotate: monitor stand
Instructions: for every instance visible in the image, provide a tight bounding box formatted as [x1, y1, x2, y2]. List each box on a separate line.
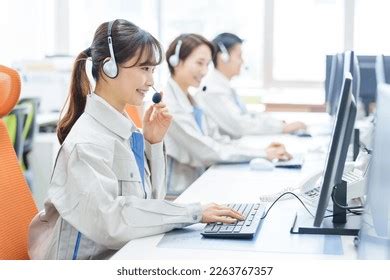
[290, 181, 361, 236]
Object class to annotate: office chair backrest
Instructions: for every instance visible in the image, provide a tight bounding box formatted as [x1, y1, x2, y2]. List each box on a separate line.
[19, 97, 40, 169]
[125, 104, 143, 128]
[0, 65, 38, 259]
[5, 104, 29, 160]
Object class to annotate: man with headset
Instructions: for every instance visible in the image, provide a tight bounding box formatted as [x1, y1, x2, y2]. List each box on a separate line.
[195, 33, 306, 138]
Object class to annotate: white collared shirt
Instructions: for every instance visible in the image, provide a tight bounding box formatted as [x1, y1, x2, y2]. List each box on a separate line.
[28, 93, 202, 260]
[164, 78, 267, 195]
[196, 69, 284, 138]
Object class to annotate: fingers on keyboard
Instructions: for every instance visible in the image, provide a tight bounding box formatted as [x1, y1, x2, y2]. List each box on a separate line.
[214, 216, 237, 224]
[217, 209, 244, 220]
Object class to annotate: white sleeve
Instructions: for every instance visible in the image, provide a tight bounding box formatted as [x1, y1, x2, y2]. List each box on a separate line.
[144, 140, 167, 199]
[49, 143, 202, 250]
[166, 112, 266, 168]
[200, 92, 284, 138]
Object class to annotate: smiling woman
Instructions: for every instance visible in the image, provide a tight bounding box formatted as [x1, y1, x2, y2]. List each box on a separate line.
[28, 20, 244, 260]
[162, 34, 291, 195]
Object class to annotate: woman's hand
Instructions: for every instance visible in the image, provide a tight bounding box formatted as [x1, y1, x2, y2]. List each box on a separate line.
[265, 142, 292, 161]
[201, 203, 245, 224]
[143, 92, 173, 144]
[282, 121, 307, 134]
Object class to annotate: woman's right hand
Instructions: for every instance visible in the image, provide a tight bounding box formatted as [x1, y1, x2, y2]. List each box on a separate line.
[265, 142, 292, 161]
[282, 121, 307, 134]
[201, 203, 245, 224]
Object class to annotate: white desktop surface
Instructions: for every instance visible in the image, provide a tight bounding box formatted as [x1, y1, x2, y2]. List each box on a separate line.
[112, 115, 358, 260]
[29, 133, 60, 209]
[36, 111, 60, 126]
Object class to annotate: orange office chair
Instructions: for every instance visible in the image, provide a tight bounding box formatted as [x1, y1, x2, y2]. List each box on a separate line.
[0, 65, 38, 260]
[125, 104, 143, 128]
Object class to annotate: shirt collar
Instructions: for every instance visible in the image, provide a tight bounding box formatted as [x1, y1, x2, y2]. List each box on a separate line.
[208, 68, 231, 88]
[84, 93, 136, 140]
[167, 77, 197, 113]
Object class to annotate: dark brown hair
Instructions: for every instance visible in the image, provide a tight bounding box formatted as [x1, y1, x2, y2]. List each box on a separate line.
[57, 19, 163, 144]
[212, 32, 243, 67]
[166, 33, 215, 75]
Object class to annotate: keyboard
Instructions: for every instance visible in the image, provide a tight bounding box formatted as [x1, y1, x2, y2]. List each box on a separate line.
[201, 203, 265, 239]
[274, 154, 304, 169]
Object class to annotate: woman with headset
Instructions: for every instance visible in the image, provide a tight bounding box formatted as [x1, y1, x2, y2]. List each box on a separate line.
[28, 20, 243, 260]
[164, 34, 292, 195]
[196, 33, 307, 139]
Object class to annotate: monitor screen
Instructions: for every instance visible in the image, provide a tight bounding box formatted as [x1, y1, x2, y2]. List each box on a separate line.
[327, 53, 344, 115]
[357, 55, 377, 113]
[358, 83, 390, 259]
[325, 55, 335, 103]
[375, 55, 390, 85]
[291, 73, 359, 235]
[327, 51, 359, 116]
[314, 72, 357, 227]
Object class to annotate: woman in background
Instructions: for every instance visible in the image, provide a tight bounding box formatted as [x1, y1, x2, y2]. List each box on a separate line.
[163, 33, 291, 195]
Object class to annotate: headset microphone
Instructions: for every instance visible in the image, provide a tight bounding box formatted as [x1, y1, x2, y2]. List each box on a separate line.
[151, 86, 162, 103]
[217, 42, 230, 63]
[202, 86, 207, 92]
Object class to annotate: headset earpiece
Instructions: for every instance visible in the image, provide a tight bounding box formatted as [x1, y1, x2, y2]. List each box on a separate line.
[102, 20, 118, 78]
[218, 42, 230, 63]
[168, 40, 183, 67]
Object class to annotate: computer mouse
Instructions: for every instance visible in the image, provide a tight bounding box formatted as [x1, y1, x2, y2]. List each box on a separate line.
[291, 130, 312, 137]
[249, 158, 274, 171]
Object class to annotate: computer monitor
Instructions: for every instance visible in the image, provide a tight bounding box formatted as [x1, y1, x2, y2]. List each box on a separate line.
[291, 73, 359, 235]
[326, 53, 344, 115]
[358, 83, 390, 259]
[375, 55, 386, 85]
[358, 55, 377, 115]
[325, 54, 335, 103]
[344, 50, 360, 102]
[326, 51, 359, 116]
[375, 55, 390, 85]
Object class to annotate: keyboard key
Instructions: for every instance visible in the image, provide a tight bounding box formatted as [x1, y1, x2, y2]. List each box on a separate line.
[211, 225, 221, 232]
[238, 204, 246, 215]
[233, 226, 242, 233]
[219, 226, 234, 233]
[242, 204, 253, 218]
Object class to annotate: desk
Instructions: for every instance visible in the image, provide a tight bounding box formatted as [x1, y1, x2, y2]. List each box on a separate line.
[29, 133, 60, 210]
[112, 120, 358, 260]
[36, 112, 60, 127]
[30, 112, 61, 209]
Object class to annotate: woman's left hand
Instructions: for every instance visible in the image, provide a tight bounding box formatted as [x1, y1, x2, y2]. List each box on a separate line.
[143, 92, 173, 144]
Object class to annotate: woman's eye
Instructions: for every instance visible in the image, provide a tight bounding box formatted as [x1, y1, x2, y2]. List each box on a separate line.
[142, 66, 155, 73]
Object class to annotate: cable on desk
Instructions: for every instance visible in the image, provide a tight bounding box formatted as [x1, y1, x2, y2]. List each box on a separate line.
[331, 188, 365, 210]
[323, 209, 363, 219]
[260, 192, 315, 220]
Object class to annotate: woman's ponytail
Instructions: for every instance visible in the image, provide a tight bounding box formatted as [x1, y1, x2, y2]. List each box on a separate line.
[57, 49, 91, 144]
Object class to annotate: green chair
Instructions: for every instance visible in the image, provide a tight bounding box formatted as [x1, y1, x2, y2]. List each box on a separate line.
[18, 97, 40, 170]
[3, 104, 29, 160]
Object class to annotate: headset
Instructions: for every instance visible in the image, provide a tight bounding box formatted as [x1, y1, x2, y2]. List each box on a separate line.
[217, 41, 230, 63]
[103, 20, 119, 78]
[168, 39, 183, 67]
